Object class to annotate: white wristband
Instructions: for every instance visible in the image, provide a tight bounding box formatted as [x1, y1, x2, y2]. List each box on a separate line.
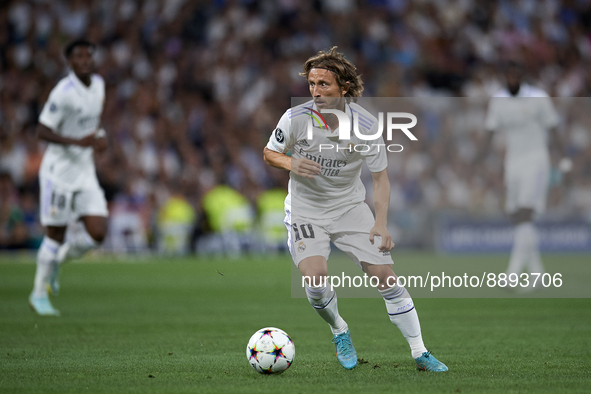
[558, 157, 573, 173]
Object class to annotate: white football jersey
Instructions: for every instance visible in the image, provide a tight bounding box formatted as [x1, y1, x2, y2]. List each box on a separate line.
[38, 71, 105, 190]
[485, 84, 559, 169]
[266, 100, 387, 219]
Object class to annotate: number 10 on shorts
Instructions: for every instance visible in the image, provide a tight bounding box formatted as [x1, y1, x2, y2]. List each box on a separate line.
[292, 223, 315, 241]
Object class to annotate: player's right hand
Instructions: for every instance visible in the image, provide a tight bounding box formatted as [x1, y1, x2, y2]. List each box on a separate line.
[291, 158, 321, 179]
[78, 132, 98, 147]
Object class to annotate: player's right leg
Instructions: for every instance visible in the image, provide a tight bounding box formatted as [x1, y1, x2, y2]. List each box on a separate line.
[299, 256, 357, 369]
[30, 226, 65, 316]
[287, 211, 357, 369]
[31, 177, 72, 315]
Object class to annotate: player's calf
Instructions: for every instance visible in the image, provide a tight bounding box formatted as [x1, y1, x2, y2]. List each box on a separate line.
[83, 215, 108, 243]
[304, 281, 357, 369]
[379, 284, 448, 371]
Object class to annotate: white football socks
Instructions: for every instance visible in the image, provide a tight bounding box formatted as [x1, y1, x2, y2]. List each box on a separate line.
[507, 222, 544, 276]
[379, 285, 427, 359]
[32, 236, 60, 297]
[305, 282, 348, 335]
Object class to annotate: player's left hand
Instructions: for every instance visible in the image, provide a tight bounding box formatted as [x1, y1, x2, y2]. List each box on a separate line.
[369, 225, 395, 252]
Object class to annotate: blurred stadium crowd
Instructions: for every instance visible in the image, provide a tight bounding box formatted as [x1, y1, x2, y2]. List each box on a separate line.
[1, 0, 590, 252]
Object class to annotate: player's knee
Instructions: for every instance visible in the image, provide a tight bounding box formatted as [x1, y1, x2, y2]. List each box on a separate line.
[45, 227, 66, 243]
[88, 229, 106, 244]
[86, 222, 108, 243]
[303, 274, 328, 288]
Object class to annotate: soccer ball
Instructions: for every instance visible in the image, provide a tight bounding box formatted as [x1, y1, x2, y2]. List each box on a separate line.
[246, 327, 295, 374]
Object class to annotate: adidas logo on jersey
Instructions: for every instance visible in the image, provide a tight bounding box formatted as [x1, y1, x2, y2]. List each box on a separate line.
[297, 139, 310, 147]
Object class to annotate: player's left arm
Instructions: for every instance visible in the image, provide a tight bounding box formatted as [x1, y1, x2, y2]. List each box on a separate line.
[93, 78, 107, 154]
[370, 168, 395, 252]
[542, 97, 571, 174]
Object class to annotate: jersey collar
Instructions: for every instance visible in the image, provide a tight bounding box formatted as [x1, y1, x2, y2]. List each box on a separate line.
[68, 71, 93, 94]
[501, 83, 532, 97]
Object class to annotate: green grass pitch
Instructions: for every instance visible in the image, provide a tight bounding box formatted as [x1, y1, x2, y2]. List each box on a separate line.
[1, 252, 590, 393]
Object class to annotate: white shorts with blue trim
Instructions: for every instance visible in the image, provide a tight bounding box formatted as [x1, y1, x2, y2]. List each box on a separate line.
[285, 203, 393, 268]
[39, 175, 108, 227]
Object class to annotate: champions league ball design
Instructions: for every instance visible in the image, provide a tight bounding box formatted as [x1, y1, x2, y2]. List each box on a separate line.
[246, 327, 295, 374]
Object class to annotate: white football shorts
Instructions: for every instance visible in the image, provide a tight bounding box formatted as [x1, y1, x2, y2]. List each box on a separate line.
[285, 203, 393, 268]
[39, 175, 108, 226]
[504, 160, 550, 215]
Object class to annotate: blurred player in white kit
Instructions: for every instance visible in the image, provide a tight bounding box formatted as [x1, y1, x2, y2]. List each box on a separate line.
[479, 60, 571, 285]
[29, 39, 108, 316]
[263, 47, 447, 372]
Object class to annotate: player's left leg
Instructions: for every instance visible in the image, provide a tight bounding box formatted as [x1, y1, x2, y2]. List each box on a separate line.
[362, 262, 448, 372]
[56, 187, 108, 264]
[506, 208, 535, 276]
[49, 216, 107, 297]
[57, 215, 107, 263]
[506, 163, 548, 279]
[52, 188, 108, 294]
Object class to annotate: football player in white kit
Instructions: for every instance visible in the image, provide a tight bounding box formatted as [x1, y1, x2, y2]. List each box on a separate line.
[479, 60, 570, 285]
[29, 40, 108, 316]
[263, 47, 447, 372]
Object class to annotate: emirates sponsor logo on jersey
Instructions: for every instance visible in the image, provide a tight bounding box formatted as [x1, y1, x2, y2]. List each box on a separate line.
[296, 147, 346, 177]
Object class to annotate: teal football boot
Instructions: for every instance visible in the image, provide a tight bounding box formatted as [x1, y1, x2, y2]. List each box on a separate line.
[415, 351, 448, 372]
[332, 330, 357, 369]
[29, 294, 60, 316]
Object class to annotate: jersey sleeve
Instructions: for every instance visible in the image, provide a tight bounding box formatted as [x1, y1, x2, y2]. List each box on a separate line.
[266, 110, 293, 154]
[38, 86, 66, 132]
[362, 123, 388, 172]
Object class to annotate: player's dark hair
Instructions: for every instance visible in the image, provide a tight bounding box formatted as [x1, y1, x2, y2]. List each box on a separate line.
[64, 39, 95, 59]
[299, 46, 364, 102]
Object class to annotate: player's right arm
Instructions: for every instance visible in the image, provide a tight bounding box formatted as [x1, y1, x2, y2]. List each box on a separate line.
[263, 148, 321, 178]
[36, 123, 98, 147]
[540, 96, 571, 174]
[262, 112, 321, 179]
[37, 84, 99, 148]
